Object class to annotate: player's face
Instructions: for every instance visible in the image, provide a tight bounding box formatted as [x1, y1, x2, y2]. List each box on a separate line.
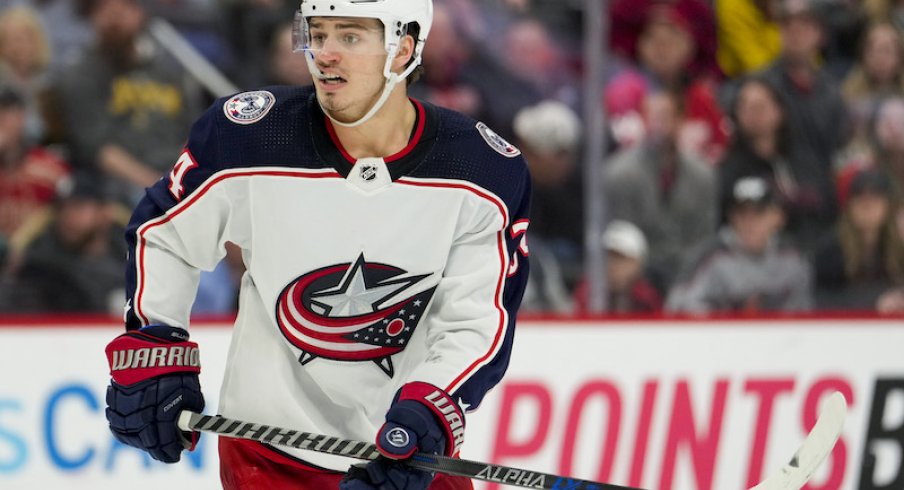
[306, 17, 389, 122]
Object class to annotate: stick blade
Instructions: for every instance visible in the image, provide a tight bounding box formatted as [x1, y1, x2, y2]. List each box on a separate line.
[750, 391, 847, 490]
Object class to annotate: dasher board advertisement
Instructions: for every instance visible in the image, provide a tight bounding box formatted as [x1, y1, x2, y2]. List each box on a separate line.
[0, 318, 901, 490]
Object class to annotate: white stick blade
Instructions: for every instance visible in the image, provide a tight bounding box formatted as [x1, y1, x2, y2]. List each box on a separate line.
[750, 391, 847, 490]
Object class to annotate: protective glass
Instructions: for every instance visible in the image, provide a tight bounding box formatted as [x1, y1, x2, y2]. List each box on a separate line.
[292, 11, 392, 57]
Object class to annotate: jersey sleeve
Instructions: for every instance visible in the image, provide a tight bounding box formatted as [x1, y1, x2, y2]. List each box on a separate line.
[123, 101, 241, 330]
[407, 157, 532, 412]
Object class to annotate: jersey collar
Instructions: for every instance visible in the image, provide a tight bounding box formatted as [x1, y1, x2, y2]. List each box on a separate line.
[309, 94, 438, 181]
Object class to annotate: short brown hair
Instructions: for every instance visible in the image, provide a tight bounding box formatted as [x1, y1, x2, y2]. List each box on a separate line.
[404, 22, 423, 86]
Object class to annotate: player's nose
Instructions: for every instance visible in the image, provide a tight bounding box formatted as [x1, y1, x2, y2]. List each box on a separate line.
[314, 38, 344, 61]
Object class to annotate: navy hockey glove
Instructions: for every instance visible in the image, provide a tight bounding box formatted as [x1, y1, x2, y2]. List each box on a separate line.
[340, 382, 465, 490]
[104, 325, 204, 463]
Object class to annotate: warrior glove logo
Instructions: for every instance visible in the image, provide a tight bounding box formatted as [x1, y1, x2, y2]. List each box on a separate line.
[275, 253, 436, 377]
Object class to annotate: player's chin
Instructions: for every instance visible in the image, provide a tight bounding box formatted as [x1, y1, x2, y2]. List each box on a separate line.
[318, 94, 345, 112]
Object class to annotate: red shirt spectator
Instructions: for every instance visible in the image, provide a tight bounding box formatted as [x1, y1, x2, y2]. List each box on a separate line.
[0, 146, 69, 238]
[0, 86, 69, 241]
[609, 0, 720, 79]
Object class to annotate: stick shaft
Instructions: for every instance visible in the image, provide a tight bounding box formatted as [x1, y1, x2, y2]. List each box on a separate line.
[178, 411, 641, 490]
[180, 391, 846, 490]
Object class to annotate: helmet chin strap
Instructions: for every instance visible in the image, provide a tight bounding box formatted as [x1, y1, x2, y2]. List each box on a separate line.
[327, 73, 401, 128]
[306, 44, 411, 128]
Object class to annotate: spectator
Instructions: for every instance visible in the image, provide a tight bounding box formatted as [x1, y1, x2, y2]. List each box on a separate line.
[612, 5, 729, 163]
[666, 176, 813, 314]
[864, 0, 904, 33]
[409, 2, 538, 138]
[512, 100, 583, 276]
[609, 0, 719, 79]
[759, 0, 851, 171]
[0, 173, 126, 313]
[0, 1, 93, 77]
[220, 0, 295, 88]
[814, 168, 904, 311]
[605, 69, 648, 150]
[0, 85, 69, 265]
[715, 0, 783, 78]
[192, 241, 243, 316]
[0, 5, 52, 143]
[815, 0, 867, 78]
[409, 3, 483, 119]
[841, 22, 904, 154]
[574, 220, 662, 315]
[603, 90, 718, 292]
[841, 96, 904, 205]
[511, 100, 582, 313]
[265, 21, 312, 86]
[501, 17, 577, 105]
[720, 75, 837, 252]
[49, 0, 201, 204]
[518, 234, 573, 315]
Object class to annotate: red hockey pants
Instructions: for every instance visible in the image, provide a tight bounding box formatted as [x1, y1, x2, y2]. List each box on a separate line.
[219, 437, 474, 489]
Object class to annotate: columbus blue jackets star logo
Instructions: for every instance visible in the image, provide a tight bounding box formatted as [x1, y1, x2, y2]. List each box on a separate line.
[275, 253, 436, 377]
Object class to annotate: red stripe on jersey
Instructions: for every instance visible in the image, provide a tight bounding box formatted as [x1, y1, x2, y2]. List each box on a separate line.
[394, 178, 510, 397]
[324, 98, 427, 165]
[385, 100, 426, 163]
[134, 168, 341, 326]
[445, 229, 508, 392]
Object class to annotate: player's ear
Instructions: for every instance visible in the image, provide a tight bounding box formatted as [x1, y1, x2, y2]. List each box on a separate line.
[393, 34, 415, 70]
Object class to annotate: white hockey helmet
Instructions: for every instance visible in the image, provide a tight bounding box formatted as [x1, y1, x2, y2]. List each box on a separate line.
[297, 0, 432, 75]
[294, 0, 434, 127]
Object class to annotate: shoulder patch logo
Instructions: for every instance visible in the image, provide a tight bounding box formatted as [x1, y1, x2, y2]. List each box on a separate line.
[224, 90, 275, 125]
[476, 122, 521, 158]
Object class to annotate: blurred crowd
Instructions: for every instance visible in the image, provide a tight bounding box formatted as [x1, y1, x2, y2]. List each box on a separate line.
[0, 0, 903, 317]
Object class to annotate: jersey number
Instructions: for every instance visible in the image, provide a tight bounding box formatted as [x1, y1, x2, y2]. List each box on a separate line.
[507, 220, 530, 277]
[168, 150, 199, 200]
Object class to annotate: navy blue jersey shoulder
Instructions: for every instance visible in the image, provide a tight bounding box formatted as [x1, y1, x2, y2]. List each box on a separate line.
[415, 107, 532, 412]
[187, 85, 324, 172]
[411, 105, 530, 218]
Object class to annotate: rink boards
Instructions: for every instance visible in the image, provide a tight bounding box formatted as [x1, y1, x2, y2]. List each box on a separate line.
[0, 317, 902, 490]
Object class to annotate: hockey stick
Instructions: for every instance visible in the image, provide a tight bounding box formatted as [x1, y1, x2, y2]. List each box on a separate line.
[751, 391, 847, 490]
[177, 391, 846, 490]
[177, 410, 640, 490]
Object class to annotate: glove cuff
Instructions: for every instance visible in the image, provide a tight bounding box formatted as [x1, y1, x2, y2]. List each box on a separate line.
[106, 325, 201, 386]
[397, 382, 465, 456]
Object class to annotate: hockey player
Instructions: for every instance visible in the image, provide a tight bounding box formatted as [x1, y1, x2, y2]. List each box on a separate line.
[102, 0, 531, 489]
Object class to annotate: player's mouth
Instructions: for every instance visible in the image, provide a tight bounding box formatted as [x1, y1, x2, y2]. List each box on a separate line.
[317, 74, 347, 90]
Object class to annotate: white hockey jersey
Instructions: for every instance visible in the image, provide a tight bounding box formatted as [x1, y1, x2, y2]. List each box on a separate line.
[123, 86, 531, 471]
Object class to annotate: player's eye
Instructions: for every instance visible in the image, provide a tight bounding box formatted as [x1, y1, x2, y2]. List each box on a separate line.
[309, 33, 326, 47]
[342, 34, 360, 45]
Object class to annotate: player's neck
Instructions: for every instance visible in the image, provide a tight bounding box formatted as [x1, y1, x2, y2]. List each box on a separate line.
[329, 90, 417, 161]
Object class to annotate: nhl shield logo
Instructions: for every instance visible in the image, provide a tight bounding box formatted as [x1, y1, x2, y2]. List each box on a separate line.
[360, 163, 378, 181]
[224, 90, 275, 125]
